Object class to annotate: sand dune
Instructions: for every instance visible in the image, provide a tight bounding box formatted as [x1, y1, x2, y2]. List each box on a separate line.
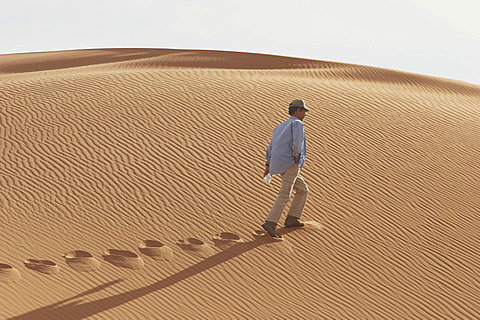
[0, 48, 479, 319]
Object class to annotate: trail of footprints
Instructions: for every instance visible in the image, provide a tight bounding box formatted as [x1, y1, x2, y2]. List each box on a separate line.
[0, 230, 283, 283]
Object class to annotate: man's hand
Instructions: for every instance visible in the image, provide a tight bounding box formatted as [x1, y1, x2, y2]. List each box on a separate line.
[263, 166, 270, 177]
[294, 156, 299, 163]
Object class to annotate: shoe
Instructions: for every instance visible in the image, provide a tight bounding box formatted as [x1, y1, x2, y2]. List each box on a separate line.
[261, 221, 278, 238]
[284, 215, 305, 227]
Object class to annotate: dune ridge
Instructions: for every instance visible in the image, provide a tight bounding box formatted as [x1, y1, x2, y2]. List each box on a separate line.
[0, 48, 479, 319]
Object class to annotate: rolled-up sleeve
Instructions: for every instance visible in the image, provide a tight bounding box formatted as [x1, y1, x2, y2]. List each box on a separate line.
[292, 121, 304, 157]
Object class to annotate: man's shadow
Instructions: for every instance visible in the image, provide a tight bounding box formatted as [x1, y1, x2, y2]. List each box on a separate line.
[10, 228, 304, 320]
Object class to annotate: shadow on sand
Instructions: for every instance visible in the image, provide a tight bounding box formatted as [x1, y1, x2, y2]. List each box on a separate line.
[10, 228, 303, 320]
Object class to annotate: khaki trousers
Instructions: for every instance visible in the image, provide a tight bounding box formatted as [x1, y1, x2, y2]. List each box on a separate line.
[266, 164, 309, 224]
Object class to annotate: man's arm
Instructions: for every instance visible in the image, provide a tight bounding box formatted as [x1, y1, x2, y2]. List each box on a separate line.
[265, 141, 272, 164]
[292, 121, 304, 163]
[264, 141, 272, 176]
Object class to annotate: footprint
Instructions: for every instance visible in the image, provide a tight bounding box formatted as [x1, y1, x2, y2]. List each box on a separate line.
[102, 249, 144, 270]
[176, 238, 214, 258]
[138, 240, 173, 261]
[252, 230, 284, 241]
[24, 259, 60, 275]
[0, 263, 21, 283]
[252, 230, 294, 253]
[304, 221, 323, 230]
[63, 250, 100, 272]
[212, 232, 243, 249]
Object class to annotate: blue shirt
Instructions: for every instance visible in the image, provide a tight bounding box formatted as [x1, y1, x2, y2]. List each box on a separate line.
[265, 116, 307, 175]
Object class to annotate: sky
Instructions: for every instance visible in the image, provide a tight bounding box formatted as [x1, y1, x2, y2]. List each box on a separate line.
[1, 0, 479, 84]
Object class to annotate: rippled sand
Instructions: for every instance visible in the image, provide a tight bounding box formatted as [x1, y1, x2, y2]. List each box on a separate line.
[0, 48, 479, 319]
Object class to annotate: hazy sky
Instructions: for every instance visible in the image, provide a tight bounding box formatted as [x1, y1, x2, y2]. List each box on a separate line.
[2, 0, 479, 84]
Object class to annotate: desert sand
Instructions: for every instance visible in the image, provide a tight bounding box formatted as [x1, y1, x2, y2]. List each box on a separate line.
[0, 48, 479, 319]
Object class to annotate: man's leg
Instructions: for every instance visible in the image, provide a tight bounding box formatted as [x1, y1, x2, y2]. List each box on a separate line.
[287, 174, 309, 219]
[265, 164, 299, 224]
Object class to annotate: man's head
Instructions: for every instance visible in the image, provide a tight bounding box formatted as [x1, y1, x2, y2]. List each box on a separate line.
[288, 99, 310, 121]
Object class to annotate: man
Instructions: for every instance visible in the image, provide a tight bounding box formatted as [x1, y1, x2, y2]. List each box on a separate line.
[262, 99, 310, 238]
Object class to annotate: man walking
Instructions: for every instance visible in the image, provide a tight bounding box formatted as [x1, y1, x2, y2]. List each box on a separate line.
[262, 99, 310, 238]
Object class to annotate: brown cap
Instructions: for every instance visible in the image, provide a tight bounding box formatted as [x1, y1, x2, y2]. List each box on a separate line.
[289, 99, 310, 111]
